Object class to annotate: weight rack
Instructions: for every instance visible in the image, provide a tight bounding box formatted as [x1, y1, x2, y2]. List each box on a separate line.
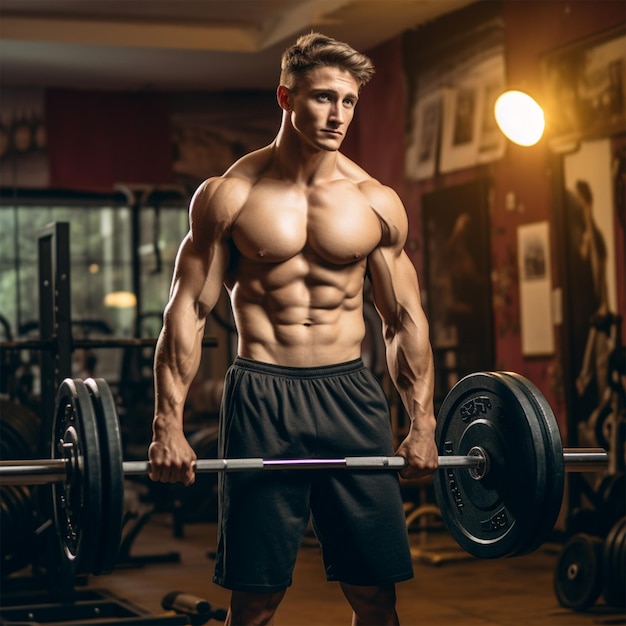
[0, 577, 206, 625]
[0, 222, 218, 618]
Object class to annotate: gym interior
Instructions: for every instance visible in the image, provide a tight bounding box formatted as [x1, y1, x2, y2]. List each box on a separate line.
[0, 1, 624, 624]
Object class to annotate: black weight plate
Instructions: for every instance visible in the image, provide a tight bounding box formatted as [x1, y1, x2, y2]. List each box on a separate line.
[0, 417, 32, 461]
[554, 533, 604, 611]
[85, 377, 124, 575]
[1, 484, 36, 576]
[603, 516, 626, 607]
[616, 520, 626, 608]
[598, 474, 625, 535]
[590, 401, 612, 450]
[51, 378, 102, 575]
[603, 517, 623, 607]
[567, 507, 603, 538]
[433, 372, 548, 558]
[0, 398, 40, 457]
[0, 486, 29, 575]
[619, 521, 626, 607]
[0, 487, 23, 554]
[498, 372, 565, 555]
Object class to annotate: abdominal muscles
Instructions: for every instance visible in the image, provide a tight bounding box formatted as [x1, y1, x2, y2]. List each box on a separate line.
[230, 253, 369, 366]
[228, 181, 381, 365]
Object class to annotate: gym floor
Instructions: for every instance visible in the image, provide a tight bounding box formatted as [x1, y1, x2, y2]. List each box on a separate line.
[85, 513, 625, 626]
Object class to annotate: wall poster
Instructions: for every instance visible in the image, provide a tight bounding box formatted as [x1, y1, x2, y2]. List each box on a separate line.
[517, 221, 554, 356]
[560, 137, 623, 515]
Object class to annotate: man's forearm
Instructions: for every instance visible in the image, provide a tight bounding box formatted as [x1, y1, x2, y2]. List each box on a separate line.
[385, 318, 436, 431]
[153, 315, 205, 430]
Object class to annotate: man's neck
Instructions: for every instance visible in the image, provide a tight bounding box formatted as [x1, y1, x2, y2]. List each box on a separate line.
[272, 121, 340, 186]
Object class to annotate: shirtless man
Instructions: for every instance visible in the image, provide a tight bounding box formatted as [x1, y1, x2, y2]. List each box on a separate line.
[149, 32, 438, 626]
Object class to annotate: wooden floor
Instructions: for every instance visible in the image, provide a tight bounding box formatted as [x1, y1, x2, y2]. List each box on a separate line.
[84, 513, 625, 626]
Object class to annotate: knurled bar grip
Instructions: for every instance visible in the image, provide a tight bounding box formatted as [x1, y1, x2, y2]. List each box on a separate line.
[0, 448, 608, 486]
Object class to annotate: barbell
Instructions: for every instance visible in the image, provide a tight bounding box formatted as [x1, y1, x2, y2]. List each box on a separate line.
[0, 371, 609, 577]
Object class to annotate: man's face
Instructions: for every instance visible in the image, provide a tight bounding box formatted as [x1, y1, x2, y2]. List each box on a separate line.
[285, 66, 360, 152]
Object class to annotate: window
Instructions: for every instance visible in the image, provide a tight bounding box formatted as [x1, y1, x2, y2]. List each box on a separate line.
[0, 196, 189, 384]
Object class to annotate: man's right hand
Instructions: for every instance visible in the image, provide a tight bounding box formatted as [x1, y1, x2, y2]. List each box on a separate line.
[148, 427, 197, 486]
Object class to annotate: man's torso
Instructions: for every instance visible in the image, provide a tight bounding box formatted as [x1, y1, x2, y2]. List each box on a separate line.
[220, 149, 385, 366]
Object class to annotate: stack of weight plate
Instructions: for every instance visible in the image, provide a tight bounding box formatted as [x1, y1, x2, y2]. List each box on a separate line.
[554, 517, 626, 611]
[0, 399, 41, 576]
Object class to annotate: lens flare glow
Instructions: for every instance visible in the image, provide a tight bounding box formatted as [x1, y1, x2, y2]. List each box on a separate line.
[494, 91, 545, 147]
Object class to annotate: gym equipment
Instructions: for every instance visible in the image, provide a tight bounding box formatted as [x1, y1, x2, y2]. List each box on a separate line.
[433, 371, 566, 558]
[0, 399, 40, 576]
[162, 591, 228, 623]
[553, 516, 626, 612]
[553, 533, 604, 611]
[0, 583, 203, 625]
[602, 516, 626, 608]
[0, 372, 609, 576]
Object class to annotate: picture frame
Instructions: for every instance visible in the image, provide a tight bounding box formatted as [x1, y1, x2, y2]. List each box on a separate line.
[439, 81, 484, 173]
[476, 55, 506, 163]
[438, 53, 506, 173]
[405, 89, 442, 180]
[517, 221, 555, 356]
[542, 25, 626, 153]
[561, 138, 618, 423]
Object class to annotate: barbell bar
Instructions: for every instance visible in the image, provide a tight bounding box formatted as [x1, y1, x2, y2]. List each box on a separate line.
[0, 371, 613, 577]
[0, 448, 609, 486]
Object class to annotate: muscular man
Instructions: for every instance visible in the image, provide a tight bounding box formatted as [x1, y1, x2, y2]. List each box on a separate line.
[149, 32, 438, 626]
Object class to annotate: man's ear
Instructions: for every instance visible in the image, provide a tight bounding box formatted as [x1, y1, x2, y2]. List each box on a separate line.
[277, 85, 292, 111]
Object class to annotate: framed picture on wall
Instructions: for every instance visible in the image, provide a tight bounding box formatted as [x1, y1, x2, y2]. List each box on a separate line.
[439, 81, 484, 173]
[542, 25, 626, 153]
[438, 53, 506, 173]
[405, 89, 442, 180]
[559, 136, 623, 513]
[562, 138, 619, 427]
[476, 55, 506, 164]
[517, 221, 555, 356]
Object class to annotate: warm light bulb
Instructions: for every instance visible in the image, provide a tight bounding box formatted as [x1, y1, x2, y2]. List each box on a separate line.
[494, 90, 545, 147]
[104, 291, 137, 308]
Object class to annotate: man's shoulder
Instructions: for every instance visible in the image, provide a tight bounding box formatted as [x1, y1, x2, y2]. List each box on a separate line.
[224, 145, 273, 183]
[189, 174, 251, 229]
[193, 147, 274, 213]
[199, 146, 272, 194]
[356, 176, 403, 219]
[336, 155, 407, 243]
[337, 154, 398, 203]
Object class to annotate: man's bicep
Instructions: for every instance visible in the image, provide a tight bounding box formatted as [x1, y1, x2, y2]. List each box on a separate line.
[167, 231, 228, 319]
[368, 248, 424, 328]
[170, 179, 234, 311]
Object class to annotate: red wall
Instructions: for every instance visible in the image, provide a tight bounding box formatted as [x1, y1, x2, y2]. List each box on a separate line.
[345, 1, 625, 435]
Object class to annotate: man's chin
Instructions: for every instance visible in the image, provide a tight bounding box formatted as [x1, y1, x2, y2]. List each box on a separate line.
[316, 137, 343, 151]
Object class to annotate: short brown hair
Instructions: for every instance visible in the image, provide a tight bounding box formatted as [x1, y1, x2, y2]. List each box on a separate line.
[280, 32, 375, 90]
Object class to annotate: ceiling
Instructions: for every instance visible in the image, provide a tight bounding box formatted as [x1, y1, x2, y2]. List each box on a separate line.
[0, 0, 475, 92]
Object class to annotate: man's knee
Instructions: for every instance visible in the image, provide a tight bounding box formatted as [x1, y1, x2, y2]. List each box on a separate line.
[340, 583, 399, 626]
[226, 590, 286, 626]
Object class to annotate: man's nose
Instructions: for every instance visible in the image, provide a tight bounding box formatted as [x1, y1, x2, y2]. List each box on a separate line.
[329, 103, 344, 125]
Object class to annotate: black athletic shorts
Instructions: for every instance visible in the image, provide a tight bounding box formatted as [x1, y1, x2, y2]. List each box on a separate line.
[212, 357, 413, 593]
